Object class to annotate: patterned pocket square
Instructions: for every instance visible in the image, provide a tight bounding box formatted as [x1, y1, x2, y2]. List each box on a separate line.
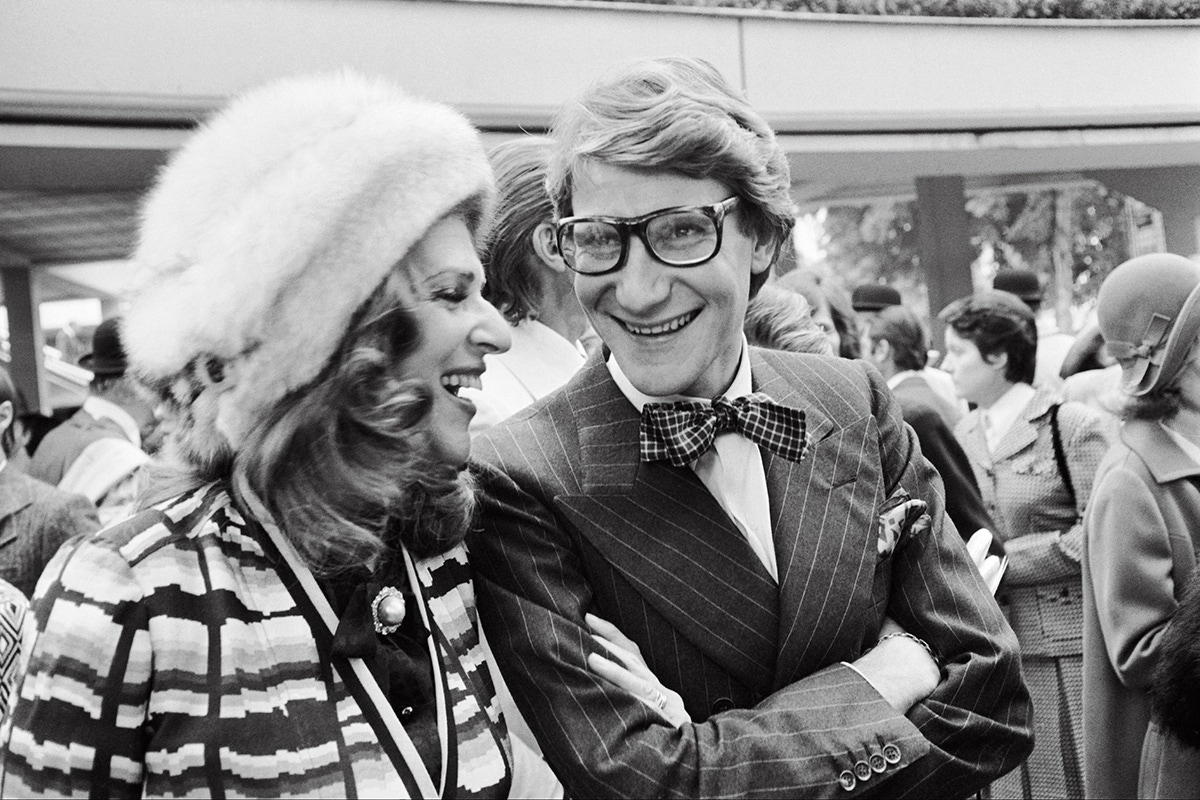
[875, 490, 931, 558]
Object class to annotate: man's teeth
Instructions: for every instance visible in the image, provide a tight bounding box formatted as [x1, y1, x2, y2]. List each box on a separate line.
[624, 311, 697, 336]
[441, 373, 482, 395]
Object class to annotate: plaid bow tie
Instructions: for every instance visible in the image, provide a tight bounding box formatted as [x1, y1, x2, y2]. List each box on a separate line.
[640, 393, 807, 467]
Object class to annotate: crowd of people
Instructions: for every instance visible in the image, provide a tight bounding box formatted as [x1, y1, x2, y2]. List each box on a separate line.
[0, 57, 1195, 799]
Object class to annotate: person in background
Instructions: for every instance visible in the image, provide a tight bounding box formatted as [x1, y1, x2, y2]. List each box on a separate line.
[466, 137, 588, 433]
[993, 268, 1076, 391]
[1, 71, 590, 797]
[29, 316, 155, 524]
[864, 306, 1004, 562]
[0, 366, 99, 598]
[742, 284, 833, 356]
[850, 282, 901, 354]
[940, 290, 1111, 800]
[773, 269, 841, 355]
[1082, 253, 1200, 799]
[1060, 324, 1124, 422]
[471, 55, 1031, 798]
[823, 281, 863, 359]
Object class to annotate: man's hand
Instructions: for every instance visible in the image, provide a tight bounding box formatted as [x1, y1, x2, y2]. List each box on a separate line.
[851, 618, 941, 714]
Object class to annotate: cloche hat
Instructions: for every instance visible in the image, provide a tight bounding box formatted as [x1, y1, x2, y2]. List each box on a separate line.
[123, 71, 494, 458]
[1097, 253, 1200, 397]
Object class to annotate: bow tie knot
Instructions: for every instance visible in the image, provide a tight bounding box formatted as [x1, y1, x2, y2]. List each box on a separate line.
[640, 393, 807, 467]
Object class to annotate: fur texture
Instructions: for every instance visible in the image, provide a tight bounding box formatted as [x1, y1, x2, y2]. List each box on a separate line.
[1151, 571, 1200, 749]
[124, 71, 494, 464]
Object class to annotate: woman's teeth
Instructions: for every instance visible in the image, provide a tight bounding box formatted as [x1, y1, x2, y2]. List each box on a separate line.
[441, 373, 482, 396]
[623, 310, 698, 336]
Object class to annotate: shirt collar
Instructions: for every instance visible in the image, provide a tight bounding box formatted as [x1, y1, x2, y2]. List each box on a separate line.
[83, 395, 142, 448]
[607, 336, 752, 413]
[887, 369, 923, 391]
[982, 382, 1037, 441]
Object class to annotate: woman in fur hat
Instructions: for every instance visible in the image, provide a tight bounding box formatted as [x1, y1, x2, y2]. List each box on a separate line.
[0, 72, 606, 798]
[1083, 253, 1200, 799]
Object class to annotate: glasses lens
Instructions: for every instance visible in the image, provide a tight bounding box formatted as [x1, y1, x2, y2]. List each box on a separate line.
[561, 220, 622, 273]
[646, 209, 719, 264]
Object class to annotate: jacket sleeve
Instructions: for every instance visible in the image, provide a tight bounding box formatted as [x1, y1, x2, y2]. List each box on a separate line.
[865, 364, 1033, 798]
[1085, 459, 1180, 690]
[1, 534, 150, 798]
[470, 453, 929, 800]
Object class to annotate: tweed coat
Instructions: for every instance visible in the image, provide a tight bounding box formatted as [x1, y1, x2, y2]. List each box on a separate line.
[890, 374, 999, 551]
[1083, 420, 1200, 799]
[0, 465, 98, 598]
[470, 347, 1032, 799]
[0, 482, 513, 798]
[956, 388, 1111, 798]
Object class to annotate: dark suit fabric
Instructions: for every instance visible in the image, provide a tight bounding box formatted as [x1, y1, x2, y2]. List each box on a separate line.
[890, 375, 1000, 553]
[0, 466, 99, 598]
[470, 348, 1031, 799]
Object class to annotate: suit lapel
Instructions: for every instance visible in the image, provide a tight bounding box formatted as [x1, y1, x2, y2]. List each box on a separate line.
[557, 357, 780, 689]
[750, 352, 878, 688]
[991, 389, 1054, 462]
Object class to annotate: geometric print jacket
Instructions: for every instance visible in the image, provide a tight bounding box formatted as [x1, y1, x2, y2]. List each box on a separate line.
[0, 482, 511, 798]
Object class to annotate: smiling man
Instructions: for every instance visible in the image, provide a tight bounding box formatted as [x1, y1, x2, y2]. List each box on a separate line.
[469, 57, 1031, 799]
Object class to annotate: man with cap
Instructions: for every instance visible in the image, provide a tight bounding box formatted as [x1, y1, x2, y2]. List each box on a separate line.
[29, 317, 156, 524]
[470, 56, 1031, 799]
[1082, 253, 1200, 798]
[993, 268, 1076, 390]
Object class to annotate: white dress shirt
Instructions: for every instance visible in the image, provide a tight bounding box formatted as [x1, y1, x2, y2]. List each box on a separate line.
[607, 337, 777, 581]
[981, 382, 1037, 453]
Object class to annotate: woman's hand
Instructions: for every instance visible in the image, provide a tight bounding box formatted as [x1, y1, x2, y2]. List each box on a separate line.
[584, 613, 691, 727]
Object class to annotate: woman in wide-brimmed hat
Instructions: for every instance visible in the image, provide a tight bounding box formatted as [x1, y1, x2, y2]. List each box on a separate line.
[1, 72, 570, 798]
[1082, 253, 1200, 799]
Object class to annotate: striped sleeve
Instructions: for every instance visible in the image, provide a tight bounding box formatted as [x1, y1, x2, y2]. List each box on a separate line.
[2, 533, 152, 798]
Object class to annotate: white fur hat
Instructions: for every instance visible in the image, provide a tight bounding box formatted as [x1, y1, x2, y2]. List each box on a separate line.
[124, 71, 494, 455]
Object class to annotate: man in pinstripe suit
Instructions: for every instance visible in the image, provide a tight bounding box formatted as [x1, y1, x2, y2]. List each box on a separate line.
[469, 57, 1031, 798]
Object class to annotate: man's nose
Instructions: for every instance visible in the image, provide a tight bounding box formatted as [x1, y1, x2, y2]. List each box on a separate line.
[613, 238, 670, 313]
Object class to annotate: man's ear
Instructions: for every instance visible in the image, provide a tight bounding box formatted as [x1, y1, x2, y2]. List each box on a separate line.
[870, 338, 891, 364]
[749, 234, 775, 277]
[532, 222, 568, 274]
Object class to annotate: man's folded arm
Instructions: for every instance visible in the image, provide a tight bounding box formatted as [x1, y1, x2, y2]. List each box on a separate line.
[471, 458, 930, 800]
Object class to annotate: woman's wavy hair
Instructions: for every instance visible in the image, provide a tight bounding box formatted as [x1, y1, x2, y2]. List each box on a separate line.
[148, 217, 479, 575]
[939, 290, 1038, 385]
[744, 285, 833, 356]
[482, 137, 555, 324]
[546, 56, 795, 298]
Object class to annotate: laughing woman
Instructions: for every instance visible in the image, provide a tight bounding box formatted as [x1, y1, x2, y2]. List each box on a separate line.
[0, 73, 558, 798]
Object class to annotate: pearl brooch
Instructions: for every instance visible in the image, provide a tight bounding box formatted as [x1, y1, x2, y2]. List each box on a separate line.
[371, 586, 406, 635]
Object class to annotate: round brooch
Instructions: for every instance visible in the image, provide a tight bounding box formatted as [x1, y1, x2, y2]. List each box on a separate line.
[371, 586, 406, 635]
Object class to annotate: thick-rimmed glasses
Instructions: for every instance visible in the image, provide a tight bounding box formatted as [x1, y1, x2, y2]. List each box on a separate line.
[556, 196, 740, 275]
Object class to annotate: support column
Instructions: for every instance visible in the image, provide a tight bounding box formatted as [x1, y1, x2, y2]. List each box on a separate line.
[916, 176, 975, 346]
[1, 264, 48, 415]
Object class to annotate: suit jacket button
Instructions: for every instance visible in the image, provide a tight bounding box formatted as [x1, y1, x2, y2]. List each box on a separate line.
[838, 770, 856, 791]
[882, 743, 902, 764]
[711, 697, 735, 714]
[869, 752, 887, 773]
[854, 760, 872, 781]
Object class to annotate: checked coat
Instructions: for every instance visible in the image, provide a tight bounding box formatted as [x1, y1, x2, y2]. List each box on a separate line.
[469, 347, 1032, 799]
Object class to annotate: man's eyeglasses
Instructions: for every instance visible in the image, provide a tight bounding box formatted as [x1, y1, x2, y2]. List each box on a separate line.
[556, 196, 740, 275]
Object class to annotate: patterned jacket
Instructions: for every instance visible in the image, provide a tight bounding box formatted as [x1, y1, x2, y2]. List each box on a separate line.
[0, 482, 511, 798]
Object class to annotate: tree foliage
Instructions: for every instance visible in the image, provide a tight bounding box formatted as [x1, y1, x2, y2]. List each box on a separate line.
[608, 0, 1200, 19]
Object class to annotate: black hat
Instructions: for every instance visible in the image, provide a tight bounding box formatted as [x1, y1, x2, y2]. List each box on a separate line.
[80, 317, 128, 377]
[851, 284, 902, 312]
[992, 270, 1042, 303]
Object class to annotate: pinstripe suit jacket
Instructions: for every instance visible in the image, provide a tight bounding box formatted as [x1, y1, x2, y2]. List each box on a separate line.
[470, 348, 1032, 799]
